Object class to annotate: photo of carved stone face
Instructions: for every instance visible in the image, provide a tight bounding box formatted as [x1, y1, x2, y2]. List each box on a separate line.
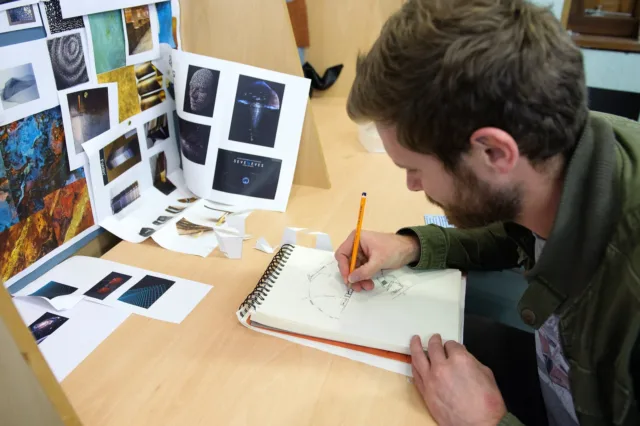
[183, 65, 219, 118]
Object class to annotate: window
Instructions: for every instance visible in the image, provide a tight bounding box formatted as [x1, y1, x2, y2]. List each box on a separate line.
[565, 0, 640, 52]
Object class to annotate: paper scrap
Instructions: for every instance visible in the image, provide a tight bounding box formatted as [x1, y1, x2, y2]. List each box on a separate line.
[281, 227, 305, 246]
[308, 232, 333, 252]
[216, 231, 243, 259]
[225, 212, 251, 237]
[255, 237, 276, 254]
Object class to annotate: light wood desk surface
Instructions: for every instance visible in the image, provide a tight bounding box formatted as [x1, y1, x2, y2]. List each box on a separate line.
[62, 98, 442, 425]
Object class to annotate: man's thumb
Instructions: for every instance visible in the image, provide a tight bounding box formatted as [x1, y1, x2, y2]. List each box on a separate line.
[348, 258, 382, 283]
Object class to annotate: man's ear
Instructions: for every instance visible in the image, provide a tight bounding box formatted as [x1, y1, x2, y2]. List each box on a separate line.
[469, 128, 519, 174]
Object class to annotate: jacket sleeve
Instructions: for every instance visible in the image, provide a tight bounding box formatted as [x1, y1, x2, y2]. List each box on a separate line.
[397, 222, 521, 271]
[498, 412, 526, 426]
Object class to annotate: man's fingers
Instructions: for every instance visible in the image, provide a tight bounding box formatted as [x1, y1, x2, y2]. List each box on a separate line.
[335, 232, 355, 283]
[410, 335, 430, 374]
[443, 339, 465, 358]
[348, 255, 382, 284]
[427, 334, 446, 364]
[411, 364, 425, 394]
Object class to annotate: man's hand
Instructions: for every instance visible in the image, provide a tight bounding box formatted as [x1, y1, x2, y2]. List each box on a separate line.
[334, 230, 420, 291]
[411, 334, 507, 426]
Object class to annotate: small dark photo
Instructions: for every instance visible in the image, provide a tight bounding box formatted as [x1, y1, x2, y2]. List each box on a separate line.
[84, 272, 132, 300]
[228, 75, 285, 148]
[212, 149, 282, 200]
[29, 312, 69, 345]
[183, 65, 219, 118]
[118, 275, 175, 309]
[29, 281, 77, 299]
[178, 117, 211, 165]
[139, 227, 155, 237]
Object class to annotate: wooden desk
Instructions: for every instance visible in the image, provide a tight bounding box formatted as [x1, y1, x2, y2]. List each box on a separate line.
[61, 98, 442, 425]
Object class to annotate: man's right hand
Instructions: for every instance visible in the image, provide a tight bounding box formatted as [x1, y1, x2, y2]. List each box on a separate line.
[334, 230, 420, 292]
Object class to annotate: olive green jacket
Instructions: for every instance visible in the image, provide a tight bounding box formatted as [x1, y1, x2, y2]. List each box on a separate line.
[399, 112, 640, 426]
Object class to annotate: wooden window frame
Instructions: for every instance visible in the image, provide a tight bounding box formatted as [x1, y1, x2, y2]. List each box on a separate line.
[563, 0, 640, 52]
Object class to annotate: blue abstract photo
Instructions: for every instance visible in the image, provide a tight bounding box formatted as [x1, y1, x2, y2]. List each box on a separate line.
[156, 1, 176, 49]
[117, 275, 175, 309]
[0, 63, 39, 110]
[7, 5, 36, 25]
[0, 147, 18, 232]
[29, 281, 77, 299]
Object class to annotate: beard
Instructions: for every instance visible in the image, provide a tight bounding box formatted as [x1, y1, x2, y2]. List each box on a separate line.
[428, 166, 523, 229]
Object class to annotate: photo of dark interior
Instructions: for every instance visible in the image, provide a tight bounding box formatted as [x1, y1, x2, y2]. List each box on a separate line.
[212, 149, 282, 200]
[110, 181, 140, 214]
[228, 75, 285, 148]
[150, 151, 176, 195]
[99, 129, 142, 186]
[178, 117, 211, 165]
[144, 113, 170, 149]
[84, 272, 132, 300]
[67, 87, 110, 154]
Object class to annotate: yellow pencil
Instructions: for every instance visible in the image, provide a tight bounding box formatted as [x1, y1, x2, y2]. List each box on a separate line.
[349, 192, 367, 288]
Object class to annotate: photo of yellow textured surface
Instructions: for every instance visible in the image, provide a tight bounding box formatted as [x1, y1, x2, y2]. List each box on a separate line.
[98, 65, 140, 122]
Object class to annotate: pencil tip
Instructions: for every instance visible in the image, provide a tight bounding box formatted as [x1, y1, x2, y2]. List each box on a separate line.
[362, 192, 367, 196]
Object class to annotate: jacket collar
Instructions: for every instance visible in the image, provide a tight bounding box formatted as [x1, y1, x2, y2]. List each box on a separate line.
[514, 113, 621, 327]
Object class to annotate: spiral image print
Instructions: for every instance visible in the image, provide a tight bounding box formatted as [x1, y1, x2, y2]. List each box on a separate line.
[47, 33, 89, 91]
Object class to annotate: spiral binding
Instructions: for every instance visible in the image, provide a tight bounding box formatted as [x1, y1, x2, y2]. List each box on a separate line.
[238, 244, 295, 318]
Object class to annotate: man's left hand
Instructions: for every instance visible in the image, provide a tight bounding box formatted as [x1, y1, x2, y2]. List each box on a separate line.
[410, 334, 507, 426]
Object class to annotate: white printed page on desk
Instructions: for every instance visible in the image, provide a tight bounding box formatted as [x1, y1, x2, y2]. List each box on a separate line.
[171, 49, 311, 212]
[12, 297, 130, 382]
[15, 255, 212, 323]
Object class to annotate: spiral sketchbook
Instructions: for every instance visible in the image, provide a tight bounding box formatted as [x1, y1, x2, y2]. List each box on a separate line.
[236, 244, 465, 358]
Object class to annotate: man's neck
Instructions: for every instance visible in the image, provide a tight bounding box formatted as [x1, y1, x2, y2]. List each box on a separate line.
[516, 157, 566, 239]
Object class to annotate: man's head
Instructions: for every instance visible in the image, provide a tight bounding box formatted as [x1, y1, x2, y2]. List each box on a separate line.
[348, 0, 587, 228]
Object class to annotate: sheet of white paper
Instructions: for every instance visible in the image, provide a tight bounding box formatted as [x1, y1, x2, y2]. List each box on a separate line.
[58, 82, 119, 170]
[0, 39, 58, 126]
[14, 294, 85, 311]
[122, 4, 160, 67]
[255, 237, 276, 254]
[0, 4, 42, 33]
[58, 0, 153, 18]
[225, 212, 251, 236]
[308, 232, 333, 251]
[171, 49, 310, 212]
[0, 0, 39, 13]
[280, 227, 305, 246]
[216, 231, 243, 259]
[13, 298, 130, 381]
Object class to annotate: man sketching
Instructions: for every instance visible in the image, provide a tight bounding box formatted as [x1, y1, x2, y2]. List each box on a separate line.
[334, 0, 640, 425]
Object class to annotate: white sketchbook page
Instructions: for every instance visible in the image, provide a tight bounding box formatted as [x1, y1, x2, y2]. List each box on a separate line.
[58, 0, 152, 19]
[0, 0, 39, 12]
[13, 298, 130, 382]
[171, 49, 310, 212]
[0, 4, 42, 33]
[251, 246, 463, 354]
[0, 39, 58, 126]
[151, 199, 222, 258]
[122, 4, 160, 67]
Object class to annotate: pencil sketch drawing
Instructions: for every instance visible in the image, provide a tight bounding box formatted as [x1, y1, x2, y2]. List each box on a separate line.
[373, 270, 417, 299]
[305, 260, 353, 320]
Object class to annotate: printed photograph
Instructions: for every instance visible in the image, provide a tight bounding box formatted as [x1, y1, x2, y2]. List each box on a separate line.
[88, 10, 126, 75]
[28, 312, 69, 345]
[42, 0, 84, 35]
[98, 65, 138, 122]
[144, 113, 169, 149]
[178, 117, 211, 165]
[156, 0, 177, 49]
[150, 151, 176, 195]
[135, 62, 165, 112]
[212, 149, 282, 200]
[152, 215, 170, 226]
[99, 129, 142, 185]
[110, 181, 140, 214]
[66, 87, 111, 154]
[0, 63, 39, 110]
[29, 281, 77, 299]
[165, 206, 184, 214]
[48, 33, 89, 91]
[139, 227, 155, 237]
[0, 152, 19, 232]
[124, 6, 152, 55]
[0, 106, 76, 221]
[183, 65, 219, 118]
[228, 75, 285, 148]
[7, 5, 36, 25]
[177, 196, 198, 204]
[84, 271, 132, 300]
[117, 275, 175, 309]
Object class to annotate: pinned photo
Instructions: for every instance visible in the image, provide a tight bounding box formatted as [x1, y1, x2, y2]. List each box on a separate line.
[183, 65, 219, 118]
[99, 129, 142, 185]
[139, 227, 155, 237]
[0, 63, 39, 110]
[152, 215, 171, 226]
[84, 271, 132, 300]
[212, 149, 282, 200]
[41, 0, 84, 36]
[47, 33, 90, 91]
[29, 281, 77, 299]
[66, 87, 111, 154]
[144, 113, 170, 149]
[228, 75, 285, 148]
[110, 181, 140, 214]
[150, 151, 176, 195]
[87, 10, 126, 74]
[124, 5, 152, 55]
[7, 5, 35, 25]
[29, 312, 69, 345]
[118, 275, 175, 309]
[178, 117, 210, 165]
